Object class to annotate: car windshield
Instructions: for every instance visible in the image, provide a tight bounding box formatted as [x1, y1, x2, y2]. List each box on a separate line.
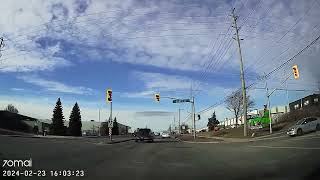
[296, 119, 306, 125]
[138, 129, 151, 135]
[1, 1, 319, 179]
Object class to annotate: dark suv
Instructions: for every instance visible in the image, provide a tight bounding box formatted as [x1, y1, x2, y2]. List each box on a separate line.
[134, 128, 154, 142]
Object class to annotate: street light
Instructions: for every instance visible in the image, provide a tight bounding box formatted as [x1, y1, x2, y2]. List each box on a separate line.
[90, 120, 95, 136]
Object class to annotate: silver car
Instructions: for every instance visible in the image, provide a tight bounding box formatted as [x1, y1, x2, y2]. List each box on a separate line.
[287, 117, 320, 136]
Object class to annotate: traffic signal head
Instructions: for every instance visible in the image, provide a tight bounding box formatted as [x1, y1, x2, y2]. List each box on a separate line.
[155, 94, 160, 102]
[292, 65, 300, 80]
[106, 89, 112, 102]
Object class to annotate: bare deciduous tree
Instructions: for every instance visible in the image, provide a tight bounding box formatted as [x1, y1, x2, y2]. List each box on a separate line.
[225, 90, 255, 125]
[5, 104, 19, 114]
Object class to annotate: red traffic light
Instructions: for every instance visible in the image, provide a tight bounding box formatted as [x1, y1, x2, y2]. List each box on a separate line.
[155, 94, 160, 102]
[106, 89, 112, 102]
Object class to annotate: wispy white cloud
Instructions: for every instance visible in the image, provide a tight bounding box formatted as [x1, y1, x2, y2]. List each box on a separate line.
[121, 90, 155, 98]
[1, 0, 319, 82]
[10, 88, 24, 91]
[17, 75, 94, 95]
[134, 71, 205, 91]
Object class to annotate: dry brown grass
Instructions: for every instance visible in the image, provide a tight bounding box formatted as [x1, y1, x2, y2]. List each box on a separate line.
[198, 106, 320, 138]
[278, 106, 320, 123]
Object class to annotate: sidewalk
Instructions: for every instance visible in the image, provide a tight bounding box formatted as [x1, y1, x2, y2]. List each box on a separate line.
[179, 131, 289, 143]
[0, 128, 134, 144]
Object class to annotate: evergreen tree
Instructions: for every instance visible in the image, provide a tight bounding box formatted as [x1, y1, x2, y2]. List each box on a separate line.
[112, 117, 119, 135]
[207, 112, 220, 131]
[51, 98, 65, 135]
[68, 102, 82, 136]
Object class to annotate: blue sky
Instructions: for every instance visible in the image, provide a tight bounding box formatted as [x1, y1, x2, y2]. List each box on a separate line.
[0, 0, 319, 131]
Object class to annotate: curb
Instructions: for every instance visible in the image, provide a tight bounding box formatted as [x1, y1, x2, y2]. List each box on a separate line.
[181, 140, 220, 144]
[107, 138, 134, 144]
[0, 134, 135, 143]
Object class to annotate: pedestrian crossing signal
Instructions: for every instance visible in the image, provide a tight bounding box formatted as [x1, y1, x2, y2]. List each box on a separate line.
[106, 89, 112, 102]
[155, 94, 160, 102]
[292, 65, 300, 80]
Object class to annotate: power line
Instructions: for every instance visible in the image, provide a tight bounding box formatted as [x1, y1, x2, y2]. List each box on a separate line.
[198, 33, 320, 115]
[276, 0, 317, 43]
[191, 0, 264, 98]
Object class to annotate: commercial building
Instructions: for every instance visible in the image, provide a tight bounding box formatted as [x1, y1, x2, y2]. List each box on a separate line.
[289, 94, 320, 111]
[0, 110, 38, 133]
[99, 121, 131, 136]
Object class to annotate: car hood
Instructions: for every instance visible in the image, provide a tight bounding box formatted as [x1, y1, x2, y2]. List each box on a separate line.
[288, 125, 299, 130]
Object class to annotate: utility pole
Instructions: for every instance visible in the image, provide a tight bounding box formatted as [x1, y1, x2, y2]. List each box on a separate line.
[266, 84, 272, 134]
[231, 8, 248, 136]
[190, 84, 194, 137]
[178, 108, 182, 134]
[110, 101, 113, 141]
[264, 73, 272, 134]
[173, 116, 176, 131]
[98, 109, 101, 136]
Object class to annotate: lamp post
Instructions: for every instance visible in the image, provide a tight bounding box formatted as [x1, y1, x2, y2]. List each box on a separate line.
[90, 120, 95, 136]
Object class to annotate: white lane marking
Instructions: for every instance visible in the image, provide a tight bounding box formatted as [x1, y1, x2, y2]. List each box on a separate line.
[289, 136, 320, 141]
[182, 141, 220, 144]
[248, 145, 320, 150]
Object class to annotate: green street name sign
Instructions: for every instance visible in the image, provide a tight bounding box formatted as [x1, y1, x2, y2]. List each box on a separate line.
[173, 99, 191, 103]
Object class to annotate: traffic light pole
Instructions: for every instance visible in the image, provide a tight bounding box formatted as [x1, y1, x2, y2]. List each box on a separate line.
[178, 108, 182, 134]
[110, 101, 113, 141]
[266, 74, 291, 134]
[192, 96, 196, 139]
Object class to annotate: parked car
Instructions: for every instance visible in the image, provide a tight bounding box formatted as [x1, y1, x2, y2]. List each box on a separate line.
[249, 125, 263, 130]
[134, 128, 154, 142]
[287, 117, 320, 136]
[161, 131, 170, 138]
[154, 132, 160, 136]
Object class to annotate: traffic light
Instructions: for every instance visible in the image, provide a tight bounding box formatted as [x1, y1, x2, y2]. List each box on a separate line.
[292, 65, 300, 80]
[155, 94, 160, 102]
[106, 89, 112, 102]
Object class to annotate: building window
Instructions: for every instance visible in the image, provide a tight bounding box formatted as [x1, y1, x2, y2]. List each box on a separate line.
[304, 100, 309, 106]
[314, 98, 319, 103]
[294, 104, 299, 109]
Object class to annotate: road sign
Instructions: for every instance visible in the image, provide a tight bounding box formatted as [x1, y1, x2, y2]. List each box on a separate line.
[108, 120, 113, 128]
[109, 128, 112, 137]
[173, 99, 191, 103]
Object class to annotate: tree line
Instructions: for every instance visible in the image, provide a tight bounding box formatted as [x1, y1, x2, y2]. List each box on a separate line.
[51, 98, 120, 136]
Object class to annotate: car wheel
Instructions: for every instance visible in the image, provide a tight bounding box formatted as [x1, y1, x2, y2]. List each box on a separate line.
[297, 129, 303, 136]
[316, 124, 320, 131]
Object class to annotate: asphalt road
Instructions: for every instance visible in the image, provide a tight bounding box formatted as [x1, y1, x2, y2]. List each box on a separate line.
[1, 133, 320, 180]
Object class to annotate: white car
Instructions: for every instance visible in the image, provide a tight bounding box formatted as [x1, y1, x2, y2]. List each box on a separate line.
[287, 117, 320, 136]
[161, 132, 170, 138]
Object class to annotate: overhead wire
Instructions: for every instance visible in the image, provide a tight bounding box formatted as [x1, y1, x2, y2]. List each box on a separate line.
[198, 33, 320, 115]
